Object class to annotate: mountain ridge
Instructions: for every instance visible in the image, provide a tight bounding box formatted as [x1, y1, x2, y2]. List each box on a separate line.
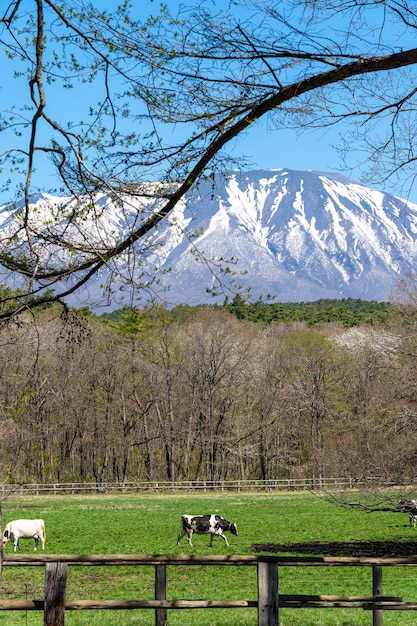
[0, 168, 416, 310]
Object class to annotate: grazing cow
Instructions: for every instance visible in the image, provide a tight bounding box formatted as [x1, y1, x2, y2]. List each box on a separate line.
[395, 500, 417, 527]
[177, 514, 238, 547]
[409, 510, 417, 527]
[3, 519, 46, 552]
[396, 499, 417, 512]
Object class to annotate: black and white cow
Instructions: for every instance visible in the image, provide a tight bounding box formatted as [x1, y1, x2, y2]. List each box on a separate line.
[177, 514, 238, 547]
[408, 510, 417, 527]
[396, 499, 417, 512]
[395, 499, 417, 527]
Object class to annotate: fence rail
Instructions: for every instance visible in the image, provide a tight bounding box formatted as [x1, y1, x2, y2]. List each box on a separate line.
[1, 476, 395, 496]
[2, 553, 417, 625]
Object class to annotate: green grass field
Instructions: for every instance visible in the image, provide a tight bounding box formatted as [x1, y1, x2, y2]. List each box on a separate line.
[1, 490, 417, 625]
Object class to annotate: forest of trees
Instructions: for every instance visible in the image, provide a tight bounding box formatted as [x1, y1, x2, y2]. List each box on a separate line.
[1, 292, 416, 487]
[225, 297, 390, 327]
[104, 298, 391, 328]
[2, 1, 417, 490]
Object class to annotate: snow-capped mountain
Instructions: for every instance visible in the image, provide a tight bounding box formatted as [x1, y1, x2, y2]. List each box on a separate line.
[1, 168, 416, 310]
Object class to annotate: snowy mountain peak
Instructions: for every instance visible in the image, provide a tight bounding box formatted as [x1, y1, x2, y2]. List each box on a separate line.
[1, 168, 416, 310]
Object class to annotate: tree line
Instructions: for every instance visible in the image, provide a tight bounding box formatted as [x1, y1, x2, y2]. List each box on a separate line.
[1, 292, 416, 487]
[104, 297, 391, 328]
[225, 297, 390, 327]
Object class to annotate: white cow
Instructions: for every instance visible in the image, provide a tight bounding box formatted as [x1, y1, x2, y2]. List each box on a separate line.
[3, 519, 46, 552]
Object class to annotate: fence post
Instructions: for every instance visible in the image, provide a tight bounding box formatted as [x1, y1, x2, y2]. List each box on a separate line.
[373, 564, 383, 626]
[155, 563, 167, 626]
[44, 561, 67, 626]
[257, 561, 278, 626]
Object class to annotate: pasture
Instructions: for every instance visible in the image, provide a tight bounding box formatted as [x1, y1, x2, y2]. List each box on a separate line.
[1, 490, 417, 625]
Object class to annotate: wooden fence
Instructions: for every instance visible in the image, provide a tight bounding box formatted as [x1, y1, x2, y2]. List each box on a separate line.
[1, 476, 391, 496]
[2, 553, 417, 626]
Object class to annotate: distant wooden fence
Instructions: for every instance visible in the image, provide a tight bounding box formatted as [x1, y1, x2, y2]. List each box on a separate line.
[2, 553, 417, 626]
[1, 476, 390, 496]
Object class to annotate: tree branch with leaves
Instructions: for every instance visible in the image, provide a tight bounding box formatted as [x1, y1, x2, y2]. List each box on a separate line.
[0, 0, 417, 317]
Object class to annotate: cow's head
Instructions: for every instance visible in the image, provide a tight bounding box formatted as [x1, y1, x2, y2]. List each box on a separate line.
[230, 522, 238, 536]
[3, 530, 9, 546]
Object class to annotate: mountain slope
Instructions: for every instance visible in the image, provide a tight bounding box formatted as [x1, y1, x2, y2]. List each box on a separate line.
[143, 168, 417, 306]
[1, 168, 416, 309]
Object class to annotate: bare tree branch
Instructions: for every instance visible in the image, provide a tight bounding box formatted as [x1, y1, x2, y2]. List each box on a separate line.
[1, 1, 417, 317]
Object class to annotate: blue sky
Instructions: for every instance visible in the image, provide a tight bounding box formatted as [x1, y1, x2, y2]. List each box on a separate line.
[1, 0, 416, 204]
[229, 115, 350, 180]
